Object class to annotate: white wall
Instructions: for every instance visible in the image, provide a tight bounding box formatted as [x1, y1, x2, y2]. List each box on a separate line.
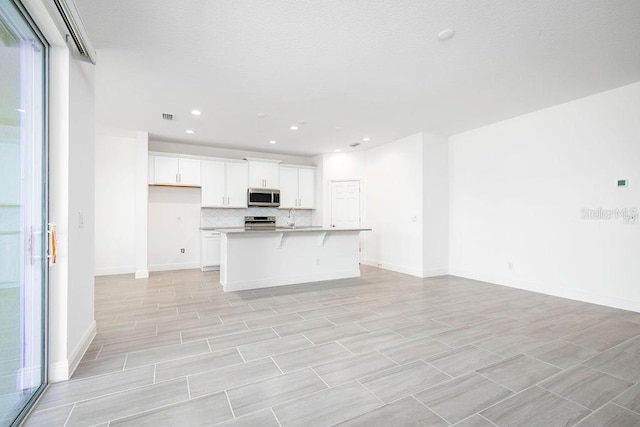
[362, 133, 424, 276]
[148, 186, 201, 271]
[422, 132, 449, 276]
[66, 54, 96, 366]
[450, 82, 640, 312]
[95, 134, 136, 275]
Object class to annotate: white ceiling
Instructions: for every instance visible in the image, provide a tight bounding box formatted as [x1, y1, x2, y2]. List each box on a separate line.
[74, 0, 640, 157]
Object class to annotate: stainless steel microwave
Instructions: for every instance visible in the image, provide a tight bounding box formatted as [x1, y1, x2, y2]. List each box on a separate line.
[247, 188, 280, 207]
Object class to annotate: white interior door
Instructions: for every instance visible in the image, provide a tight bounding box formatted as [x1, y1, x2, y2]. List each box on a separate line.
[330, 181, 360, 228]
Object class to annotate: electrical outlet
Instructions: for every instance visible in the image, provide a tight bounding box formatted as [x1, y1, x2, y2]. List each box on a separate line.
[316, 258, 320, 266]
[180, 248, 185, 254]
[508, 262, 513, 270]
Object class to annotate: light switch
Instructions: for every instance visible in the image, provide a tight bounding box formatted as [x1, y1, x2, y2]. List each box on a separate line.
[78, 212, 84, 228]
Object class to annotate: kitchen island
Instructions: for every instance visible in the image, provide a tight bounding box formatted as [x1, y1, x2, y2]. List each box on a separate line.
[217, 227, 371, 292]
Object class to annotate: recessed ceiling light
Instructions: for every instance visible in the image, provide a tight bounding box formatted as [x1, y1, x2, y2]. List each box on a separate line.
[335, 149, 341, 152]
[362, 137, 370, 142]
[186, 129, 195, 134]
[269, 140, 277, 144]
[437, 29, 455, 41]
[290, 125, 299, 131]
[191, 109, 201, 116]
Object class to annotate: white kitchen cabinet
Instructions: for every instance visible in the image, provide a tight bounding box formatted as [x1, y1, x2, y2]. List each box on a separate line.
[201, 160, 248, 208]
[248, 160, 280, 189]
[279, 165, 315, 209]
[200, 230, 220, 271]
[151, 156, 201, 186]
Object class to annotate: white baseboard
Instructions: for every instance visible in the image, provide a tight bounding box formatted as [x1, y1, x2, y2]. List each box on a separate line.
[149, 262, 199, 272]
[449, 268, 640, 314]
[95, 266, 135, 276]
[135, 269, 149, 279]
[422, 267, 449, 278]
[49, 320, 96, 382]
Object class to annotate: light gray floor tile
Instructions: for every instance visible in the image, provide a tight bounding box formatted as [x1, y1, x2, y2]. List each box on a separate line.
[98, 333, 182, 358]
[526, 339, 600, 368]
[272, 342, 352, 373]
[540, 364, 632, 410]
[378, 336, 451, 364]
[584, 348, 640, 381]
[481, 386, 591, 427]
[66, 378, 189, 426]
[392, 320, 451, 338]
[219, 308, 277, 324]
[302, 323, 369, 345]
[324, 310, 382, 325]
[475, 333, 548, 357]
[155, 348, 243, 382]
[613, 382, 640, 412]
[71, 354, 126, 380]
[358, 315, 415, 331]
[576, 403, 640, 427]
[297, 305, 350, 320]
[227, 369, 327, 417]
[430, 326, 495, 348]
[243, 313, 303, 329]
[36, 365, 155, 410]
[180, 321, 248, 342]
[23, 404, 73, 427]
[614, 335, 640, 354]
[272, 318, 334, 336]
[415, 373, 513, 424]
[361, 360, 451, 403]
[335, 396, 447, 427]
[109, 392, 233, 426]
[563, 319, 640, 351]
[30, 269, 640, 427]
[238, 334, 313, 361]
[312, 351, 397, 387]
[337, 330, 406, 354]
[188, 358, 282, 398]
[476, 354, 561, 392]
[213, 409, 280, 427]
[273, 381, 382, 426]
[207, 328, 279, 352]
[124, 339, 211, 368]
[426, 345, 502, 377]
[453, 414, 496, 427]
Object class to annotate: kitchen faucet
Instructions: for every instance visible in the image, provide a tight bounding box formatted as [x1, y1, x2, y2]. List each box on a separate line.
[286, 208, 296, 227]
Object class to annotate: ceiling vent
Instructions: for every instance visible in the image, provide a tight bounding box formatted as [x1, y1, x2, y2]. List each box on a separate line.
[162, 113, 175, 121]
[349, 142, 361, 148]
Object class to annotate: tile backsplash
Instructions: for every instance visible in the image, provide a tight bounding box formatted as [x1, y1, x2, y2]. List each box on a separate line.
[201, 207, 312, 228]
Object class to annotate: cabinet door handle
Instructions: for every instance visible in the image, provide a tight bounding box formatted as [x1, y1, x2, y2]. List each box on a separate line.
[176, 173, 179, 183]
[222, 196, 225, 205]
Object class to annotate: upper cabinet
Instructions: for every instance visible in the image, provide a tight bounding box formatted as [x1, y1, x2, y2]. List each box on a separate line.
[201, 160, 248, 208]
[150, 155, 201, 187]
[247, 159, 280, 189]
[279, 165, 315, 209]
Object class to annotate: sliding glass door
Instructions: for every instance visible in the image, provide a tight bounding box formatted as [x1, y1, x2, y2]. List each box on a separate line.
[0, 0, 47, 425]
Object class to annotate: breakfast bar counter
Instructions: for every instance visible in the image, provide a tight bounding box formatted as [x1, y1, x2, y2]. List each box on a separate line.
[217, 227, 371, 292]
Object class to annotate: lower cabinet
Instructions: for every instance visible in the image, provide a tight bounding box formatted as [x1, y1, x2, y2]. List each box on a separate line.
[200, 231, 221, 271]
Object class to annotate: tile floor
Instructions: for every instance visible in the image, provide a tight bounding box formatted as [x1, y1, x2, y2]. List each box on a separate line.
[23, 266, 640, 426]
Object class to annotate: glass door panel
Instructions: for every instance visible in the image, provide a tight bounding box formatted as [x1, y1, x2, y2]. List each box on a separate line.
[0, 1, 47, 425]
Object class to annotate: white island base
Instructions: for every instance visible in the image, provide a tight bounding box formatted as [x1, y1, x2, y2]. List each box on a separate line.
[219, 228, 369, 292]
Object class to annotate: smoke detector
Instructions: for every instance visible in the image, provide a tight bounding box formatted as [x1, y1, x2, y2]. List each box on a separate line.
[349, 142, 361, 148]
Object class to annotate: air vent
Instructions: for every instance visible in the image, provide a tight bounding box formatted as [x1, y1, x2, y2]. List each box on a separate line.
[162, 113, 174, 121]
[349, 142, 361, 148]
